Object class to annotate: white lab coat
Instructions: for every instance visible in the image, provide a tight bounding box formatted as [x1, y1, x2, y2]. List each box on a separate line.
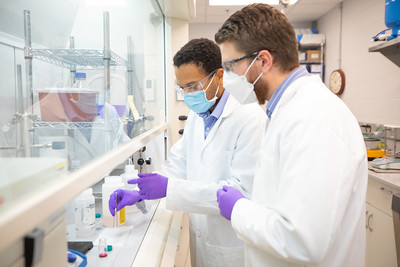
[69, 104, 130, 166]
[231, 75, 368, 267]
[159, 94, 266, 267]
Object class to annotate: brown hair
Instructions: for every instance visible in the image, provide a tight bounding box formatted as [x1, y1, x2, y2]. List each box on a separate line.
[215, 3, 299, 72]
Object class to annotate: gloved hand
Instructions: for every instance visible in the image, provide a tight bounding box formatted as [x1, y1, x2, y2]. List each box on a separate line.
[128, 173, 168, 200]
[108, 189, 141, 216]
[216, 185, 245, 221]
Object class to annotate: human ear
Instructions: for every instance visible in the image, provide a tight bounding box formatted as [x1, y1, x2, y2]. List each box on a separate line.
[216, 68, 224, 79]
[258, 50, 273, 72]
[216, 68, 224, 85]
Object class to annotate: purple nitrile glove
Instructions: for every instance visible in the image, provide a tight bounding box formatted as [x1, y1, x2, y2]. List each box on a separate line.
[108, 189, 141, 216]
[216, 185, 246, 221]
[128, 173, 168, 200]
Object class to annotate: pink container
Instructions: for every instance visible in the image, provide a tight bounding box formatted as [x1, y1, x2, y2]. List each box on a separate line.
[36, 88, 100, 122]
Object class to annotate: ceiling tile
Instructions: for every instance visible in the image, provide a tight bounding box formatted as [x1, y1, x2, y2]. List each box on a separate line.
[192, 0, 342, 24]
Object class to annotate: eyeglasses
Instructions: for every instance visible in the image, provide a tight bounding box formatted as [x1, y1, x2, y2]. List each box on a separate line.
[175, 70, 216, 95]
[221, 51, 259, 72]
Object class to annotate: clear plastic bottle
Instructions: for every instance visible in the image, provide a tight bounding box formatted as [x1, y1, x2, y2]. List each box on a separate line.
[102, 176, 126, 227]
[72, 72, 88, 88]
[74, 188, 96, 237]
[64, 71, 98, 123]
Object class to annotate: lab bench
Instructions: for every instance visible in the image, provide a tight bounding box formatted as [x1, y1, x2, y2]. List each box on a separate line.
[67, 199, 159, 267]
[66, 197, 183, 267]
[0, 125, 172, 267]
[66, 175, 183, 267]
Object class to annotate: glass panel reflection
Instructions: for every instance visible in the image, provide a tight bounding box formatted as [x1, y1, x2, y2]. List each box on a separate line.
[0, 0, 165, 205]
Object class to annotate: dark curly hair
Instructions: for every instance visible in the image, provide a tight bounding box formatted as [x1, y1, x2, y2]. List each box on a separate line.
[215, 4, 299, 72]
[173, 38, 221, 75]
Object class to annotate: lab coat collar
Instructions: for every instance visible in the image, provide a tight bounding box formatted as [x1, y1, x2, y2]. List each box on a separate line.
[201, 94, 239, 149]
[269, 75, 321, 121]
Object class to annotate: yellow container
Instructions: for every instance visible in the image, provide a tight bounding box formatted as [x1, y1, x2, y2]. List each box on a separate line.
[367, 149, 388, 158]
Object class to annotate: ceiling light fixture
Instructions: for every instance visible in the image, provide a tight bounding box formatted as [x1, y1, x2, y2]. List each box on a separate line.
[84, 0, 127, 7]
[209, 0, 298, 6]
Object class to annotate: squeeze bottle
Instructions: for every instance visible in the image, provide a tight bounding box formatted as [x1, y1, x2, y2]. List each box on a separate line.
[102, 176, 126, 227]
[121, 165, 140, 213]
[74, 188, 96, 237]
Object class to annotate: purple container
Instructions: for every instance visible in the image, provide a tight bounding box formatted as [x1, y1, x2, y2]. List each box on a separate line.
[97, 105, 126, 117]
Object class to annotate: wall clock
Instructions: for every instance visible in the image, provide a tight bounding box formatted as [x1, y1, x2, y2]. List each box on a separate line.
[329, 69, 345, 95]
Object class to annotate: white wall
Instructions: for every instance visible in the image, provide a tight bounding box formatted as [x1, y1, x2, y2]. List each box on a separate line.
[165, 18, 190, 147]
[318, 0, 400, 126]
[189, 23, 221, 41]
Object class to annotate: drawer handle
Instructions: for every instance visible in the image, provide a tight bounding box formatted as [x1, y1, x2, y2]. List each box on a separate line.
[380, 187, 393, 195]
[367, 213, 373, 232]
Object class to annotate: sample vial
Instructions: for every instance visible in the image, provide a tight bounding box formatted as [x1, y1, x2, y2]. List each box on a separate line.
[95, 213, 102, 230]
[98, 238, 107, 258]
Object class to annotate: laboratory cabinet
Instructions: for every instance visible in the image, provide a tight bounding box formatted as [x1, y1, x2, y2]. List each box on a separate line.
[366, 176, 398, 267]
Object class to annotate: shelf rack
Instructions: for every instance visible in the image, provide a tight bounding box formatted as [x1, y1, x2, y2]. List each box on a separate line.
[369, 37, 400, 67]
[24, 10, 123, 109]
[299, 42, 324, 81]
[22, 10, 132, 155]
[32, 121, 106, 129]
[31, 49, 128, 70]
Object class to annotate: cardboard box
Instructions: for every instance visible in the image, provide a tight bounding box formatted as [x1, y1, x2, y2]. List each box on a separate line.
[310, 64, 323, 73]
[306, 50, 321, 62]
[298, 33, 326, 45]
[299, 52, 306, 61]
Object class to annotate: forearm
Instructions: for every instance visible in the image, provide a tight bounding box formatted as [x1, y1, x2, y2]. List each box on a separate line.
[166, 178, 221, 214]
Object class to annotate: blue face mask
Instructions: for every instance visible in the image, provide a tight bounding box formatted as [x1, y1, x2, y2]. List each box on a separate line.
[184, 75, 219, 113]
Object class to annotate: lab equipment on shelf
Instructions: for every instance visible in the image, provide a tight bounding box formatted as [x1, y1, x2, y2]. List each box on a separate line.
[385, 0, 400, 40]
[368, 124, 400, 170]
[74, 188, 96, 238]
[38, 136, 68, 160]
[371, 157, 400, 170]
[102, 176, 126, 227]
[72, 72, 88, 88]
[35, 72, 101, 122]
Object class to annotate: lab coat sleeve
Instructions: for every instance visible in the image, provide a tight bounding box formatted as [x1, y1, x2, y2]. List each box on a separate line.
[166, 105, 266, 215]
[230, 106, 366, 264]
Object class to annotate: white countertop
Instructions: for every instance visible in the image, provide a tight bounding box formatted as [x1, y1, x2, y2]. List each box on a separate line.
[368, 168, 400, 190]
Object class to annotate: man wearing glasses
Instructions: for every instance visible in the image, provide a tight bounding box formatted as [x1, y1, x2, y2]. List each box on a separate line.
[109, 38, 266, 266]
[215, 4, 367, 267]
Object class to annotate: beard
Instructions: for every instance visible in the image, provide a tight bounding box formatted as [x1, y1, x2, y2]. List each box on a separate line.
[254, 80, 267, 105]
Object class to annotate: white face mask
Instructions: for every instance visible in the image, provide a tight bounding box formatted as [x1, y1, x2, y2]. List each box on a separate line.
[223, 56, 263, 105]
